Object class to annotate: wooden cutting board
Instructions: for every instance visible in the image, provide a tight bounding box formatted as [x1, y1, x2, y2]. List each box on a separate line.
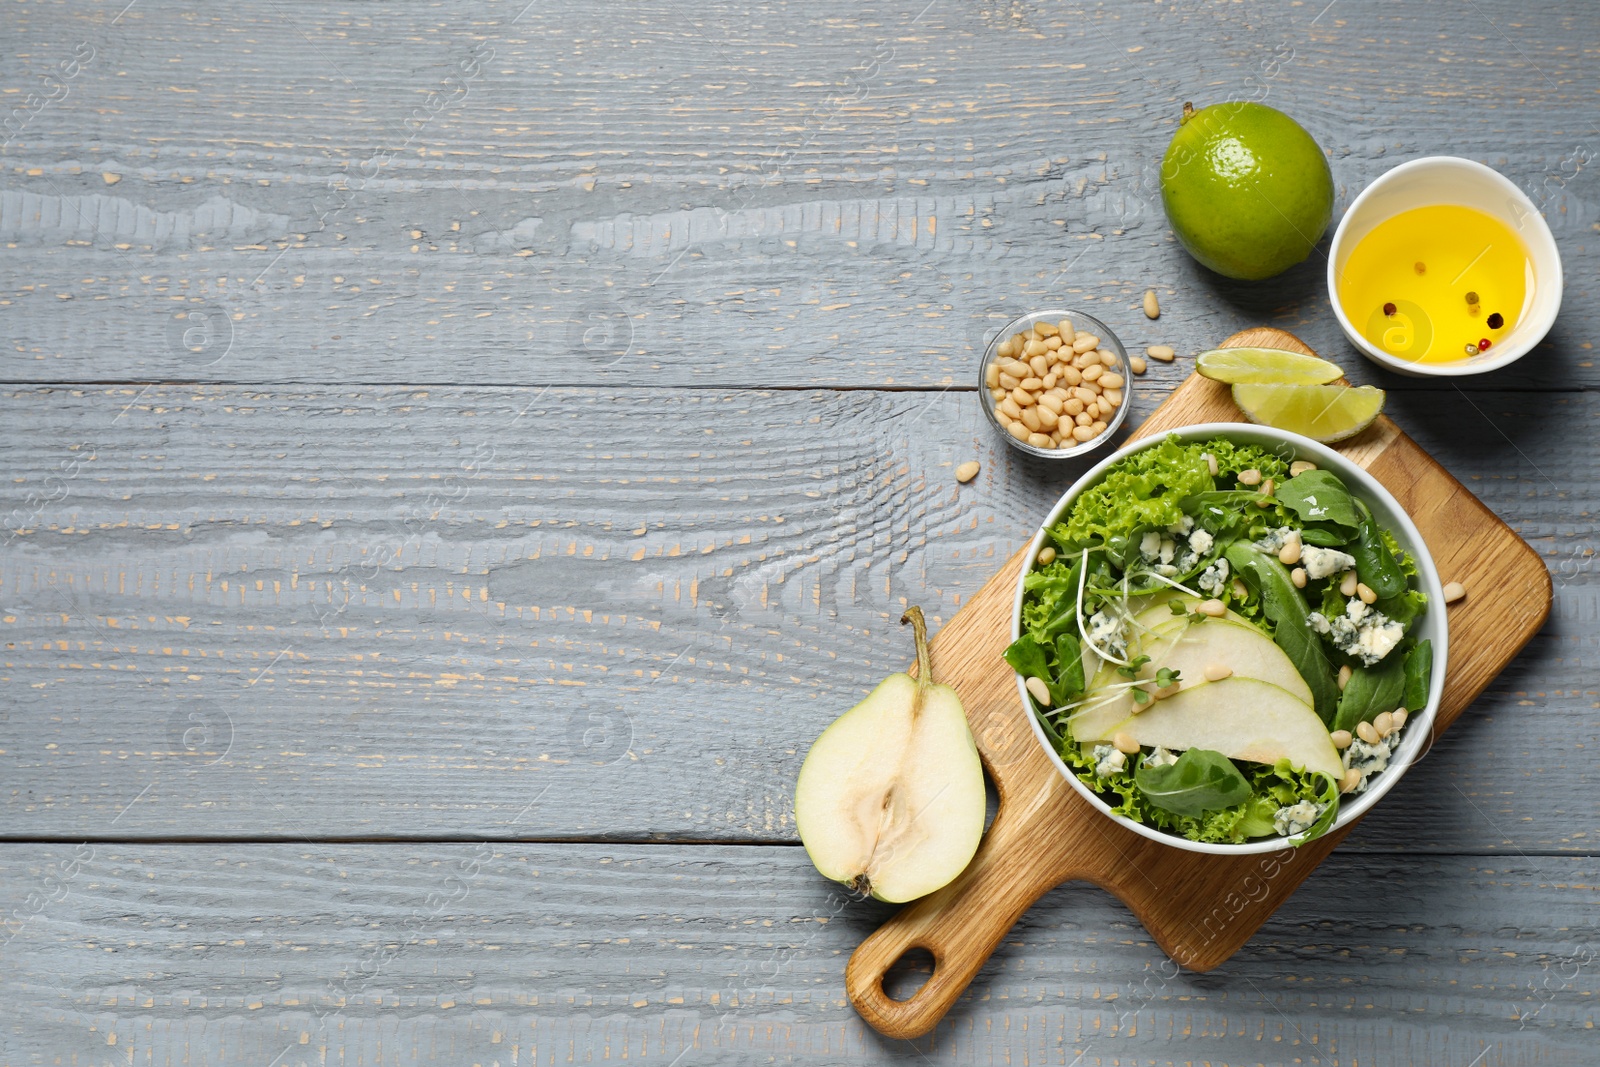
[845, 326, 1552, 1039]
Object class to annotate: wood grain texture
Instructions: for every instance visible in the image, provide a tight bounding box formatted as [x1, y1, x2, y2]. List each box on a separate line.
[0, 382, 1591, 848]
[1, 843, 1597, 1067]
[846, 327, 1548, 1036]
[0, 0, 1596, 388]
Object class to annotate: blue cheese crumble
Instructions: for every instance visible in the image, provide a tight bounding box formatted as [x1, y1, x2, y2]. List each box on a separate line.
[1084, 609, 1129, 660]
[1092, 744, 1127, 777]
[1272, 799, 1327, 837]
[1308, 597, 1405, 666]
[1146, 746, 1179, 768]
[1197, 556, 1230, 596]
[1254, 526, 1296, 553]
[1300, 545, 1356, 580]
[1343, 721, 1406, 793]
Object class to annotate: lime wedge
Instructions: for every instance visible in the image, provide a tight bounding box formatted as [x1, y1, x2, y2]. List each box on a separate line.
[1197, 347, 1344, 385]
[1231, 383, 1386, 443]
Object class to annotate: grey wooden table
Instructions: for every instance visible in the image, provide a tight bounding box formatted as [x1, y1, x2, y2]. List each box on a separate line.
[2, 1, 1597, 1064]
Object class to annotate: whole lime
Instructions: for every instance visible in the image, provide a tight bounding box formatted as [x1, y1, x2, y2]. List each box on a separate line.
[1160, 101, 1334, 281]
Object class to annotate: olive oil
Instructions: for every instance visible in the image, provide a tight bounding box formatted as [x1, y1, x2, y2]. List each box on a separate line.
[1337, 204, 1530, 363]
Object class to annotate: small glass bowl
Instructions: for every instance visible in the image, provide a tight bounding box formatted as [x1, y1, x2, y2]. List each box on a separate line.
[977, 309, 1134, 459]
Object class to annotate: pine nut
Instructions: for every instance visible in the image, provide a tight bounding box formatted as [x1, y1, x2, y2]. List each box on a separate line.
[1340, 767, 1363, 793]
[1073, 334, 1100, 353]
[1443, 581, 1466, 604]
[1261, 477, 1275, 498]
[1019, 377, 1044, 392]
[1374, 710, 1394, 738]
[1073, 386, 1098, 405]
[1037, 546, 1057, 565]
[1082, 363, 1104, 382]
[1045, 334, 1063, 351]
[1098, 350, 1118, 367]
[1143, 289, 1160, 319]
[1392, 708, 1408, 728]
[1025, 676, 1051, 704]
[1356, 720, 1380, 745]
[1147, 344, 1176, 362]
[1100, 372, 1125, 389]
[1330, 729, 1353, 749]
[1232, 577, 1249, 600]
[1035, 405, 1059, 431]
[1000, 397, 1022, 420]
[1280, 536, 1302, 566]
[1012, 387, 1037, 407]
[997, 338, 1017, 359]
[1340, 570, 1359, 597]
[1128, 355, 1148, 374]
[1090, 419, 1107, 434]
[1024, 339, 1047, 358]
[1003, 359, 1031, 378]
[1357, 582, 1378, 605]
[1063, 398, 1085, 417]
[1057, 320, 1074, 342]
[955, 461, 980, 483]
[1112, 731, 1140, 755]
[1237, 468, 1262, 486]
[1197, 598, 1226, 617]
[999, 373, 1021, 390]
[1072, 424, 1095, 442]
[1203, 662, 1232, 682]
[1202, 452, 1219, 476]
[1057, 366, 1081, 387]
[1103, 389, 1123, 407]
[1074, 351, 1096, 370]
[1042, 372, 1059, 390]
[1029, 356, 1049, 377]
[985, 363, 1000, 388]
[1034, 320, 1059, 338]
[1028, 432, 1054, 449]
[1075, 412, 1092, 427]
[1338, 665, 1352, 691]
[1008, 421, 1030, 442]
[1290, 460, 1318, 477]
[1039, 394, 1064, 414]
[1291, 566, 1307, 588]
[1021, 406, 1042, 432]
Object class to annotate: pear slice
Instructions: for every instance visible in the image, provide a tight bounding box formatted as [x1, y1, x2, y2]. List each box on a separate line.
[1104, 677, 1342, 779]
[794, 608, 985, 903]
[1072, 617, 1311, 743]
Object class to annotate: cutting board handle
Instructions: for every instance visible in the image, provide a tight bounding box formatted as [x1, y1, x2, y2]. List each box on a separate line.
[845, 787, 1074, 1040]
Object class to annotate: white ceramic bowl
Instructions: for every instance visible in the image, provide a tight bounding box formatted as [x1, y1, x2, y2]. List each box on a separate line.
[1328, 156, 1562, 377]
[1011, 423, 1449, 855]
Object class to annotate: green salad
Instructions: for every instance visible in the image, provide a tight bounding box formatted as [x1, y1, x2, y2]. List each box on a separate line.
[1007, 434, 1432, 845]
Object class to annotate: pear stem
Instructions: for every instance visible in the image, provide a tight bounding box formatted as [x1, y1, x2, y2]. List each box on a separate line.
[901, 606, 932, 691]
[1181, 100, 1195, 124]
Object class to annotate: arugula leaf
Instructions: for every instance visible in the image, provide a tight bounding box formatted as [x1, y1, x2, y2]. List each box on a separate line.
[1275, 470, 1361, 533]
[1351, 500, 1408, 600]
[1333, 655, 1406, 733]
[1134, 748, 1254, 816]
[1003, 634, 1053, 697]
[1226, 542, 1341, 726]
[1402, 639, 1432, 712]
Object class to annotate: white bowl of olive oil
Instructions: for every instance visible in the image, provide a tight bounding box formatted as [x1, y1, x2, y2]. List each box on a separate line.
[1328, 156, 1562, 377]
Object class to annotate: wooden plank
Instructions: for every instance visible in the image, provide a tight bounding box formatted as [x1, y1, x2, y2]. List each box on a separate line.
[0, 385, 1589, 848]
[0, 843, 1595, 1066]
[0, 0, 1595, 388]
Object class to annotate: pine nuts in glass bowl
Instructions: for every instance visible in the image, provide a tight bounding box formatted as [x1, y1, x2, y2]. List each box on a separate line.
[978, 310, 1133, 459]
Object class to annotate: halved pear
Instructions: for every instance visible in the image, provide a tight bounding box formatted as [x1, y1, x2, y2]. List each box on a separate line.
[1071, 617, 1312, 743]
[793, 608, 985, 903]
[1132, 596, 1251, 630]
[1103, 677, 1342, 779]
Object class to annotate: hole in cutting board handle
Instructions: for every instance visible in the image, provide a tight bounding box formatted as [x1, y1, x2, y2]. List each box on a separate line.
[882, 946, 937, 1002]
